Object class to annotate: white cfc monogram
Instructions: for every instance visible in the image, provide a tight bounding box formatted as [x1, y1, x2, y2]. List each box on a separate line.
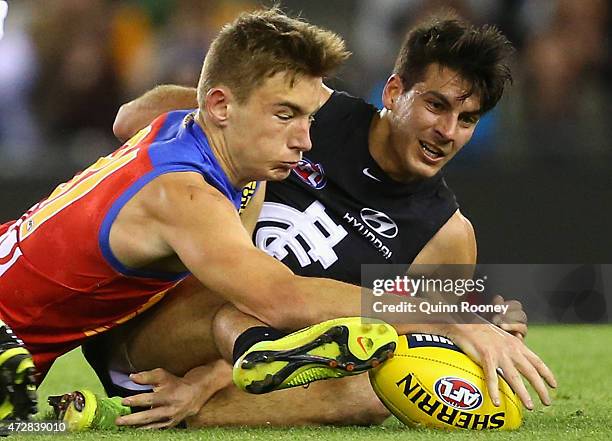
[255, 201, 347, 269]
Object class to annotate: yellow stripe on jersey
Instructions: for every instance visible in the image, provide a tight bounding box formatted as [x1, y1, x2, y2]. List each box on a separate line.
[19, 126, 152, 241]
[82, 288, 170, 337]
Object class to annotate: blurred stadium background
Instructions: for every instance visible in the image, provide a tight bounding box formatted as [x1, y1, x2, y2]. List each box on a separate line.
[0, 0, 610, 320]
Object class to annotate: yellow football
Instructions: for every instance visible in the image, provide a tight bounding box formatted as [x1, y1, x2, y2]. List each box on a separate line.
[370, 333, 522, 430]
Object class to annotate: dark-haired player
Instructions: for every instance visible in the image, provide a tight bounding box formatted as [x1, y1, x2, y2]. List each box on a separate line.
[63, 13, 555, 429]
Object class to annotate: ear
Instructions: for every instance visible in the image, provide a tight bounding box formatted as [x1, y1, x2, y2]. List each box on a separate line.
[204, 87, 232, 127]
[381, 74, 405, 110]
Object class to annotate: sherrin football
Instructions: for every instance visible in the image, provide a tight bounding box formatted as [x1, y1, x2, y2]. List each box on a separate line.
[369, 333, 522, 430]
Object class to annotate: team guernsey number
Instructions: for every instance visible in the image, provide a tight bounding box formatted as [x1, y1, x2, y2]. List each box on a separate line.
[0, 126, 151, 277]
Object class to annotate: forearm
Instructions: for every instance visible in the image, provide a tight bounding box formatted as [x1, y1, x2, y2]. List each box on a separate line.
[274, 276, 482, 337]
[113, 85, 198, 141]
[182, 360, 233, 412]
[184, 360, 232, 391]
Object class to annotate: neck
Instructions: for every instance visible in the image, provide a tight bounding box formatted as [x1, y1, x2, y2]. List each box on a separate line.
[195, 111, 246, 189]
[369, 109, 419, 184]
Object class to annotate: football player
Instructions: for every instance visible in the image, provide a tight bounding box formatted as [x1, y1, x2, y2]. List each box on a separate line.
[53, 12, 556, 430]
[1, 8, 405, 423]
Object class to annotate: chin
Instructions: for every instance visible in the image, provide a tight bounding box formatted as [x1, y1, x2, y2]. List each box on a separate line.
[268, 168, 292, 181]
[403, 160, 438, 180]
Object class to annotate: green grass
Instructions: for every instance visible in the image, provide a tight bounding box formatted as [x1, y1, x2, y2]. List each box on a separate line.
[12, 325, 612, 440]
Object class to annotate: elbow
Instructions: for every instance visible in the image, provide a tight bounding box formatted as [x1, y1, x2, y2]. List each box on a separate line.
[113, 103, 135, 142]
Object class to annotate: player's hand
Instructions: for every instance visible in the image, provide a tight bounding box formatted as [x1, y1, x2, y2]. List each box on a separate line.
[488, 295, 528, 339]
[445, 322, 556, 410]
[115, 360, 231, 429]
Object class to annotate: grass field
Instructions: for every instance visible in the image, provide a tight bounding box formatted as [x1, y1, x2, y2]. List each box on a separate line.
[12, 324, 612, 440]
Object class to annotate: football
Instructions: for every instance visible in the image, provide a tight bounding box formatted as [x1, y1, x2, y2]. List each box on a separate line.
[369, 333, 522, 430]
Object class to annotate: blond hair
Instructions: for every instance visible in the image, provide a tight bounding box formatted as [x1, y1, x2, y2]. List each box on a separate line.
[197, 8, 349, 106]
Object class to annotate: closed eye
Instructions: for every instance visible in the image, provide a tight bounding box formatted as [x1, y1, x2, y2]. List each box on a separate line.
[426, 100, 444, 112]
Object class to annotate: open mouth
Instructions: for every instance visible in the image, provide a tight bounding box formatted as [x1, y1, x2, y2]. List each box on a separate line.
[419, 141, 445, 161]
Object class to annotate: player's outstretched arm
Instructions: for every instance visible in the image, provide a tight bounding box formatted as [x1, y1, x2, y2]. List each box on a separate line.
[443, 322, 556, 410]
[146, 173, 364, 330]
[410, 211, 552, 406]
[145, 174, 555, 408]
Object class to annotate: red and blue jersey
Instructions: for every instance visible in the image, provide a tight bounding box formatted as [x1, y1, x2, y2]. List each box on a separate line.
[0, 110, 241, 375]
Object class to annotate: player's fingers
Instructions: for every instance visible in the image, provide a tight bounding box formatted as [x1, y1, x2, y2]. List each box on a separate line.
[130, 368, 167, 385]
[505, 299, 524, 311]
[490, 313, 503, 327]
[504, 304, 527, 324]
[116, 407, 168, 426]
[138, 419, 175, 430]
[122, 392, 159, 408]
[513, 353, 551, 406]
[498, 359, 533, 410]
[500, 323, 528, 338]
[481, 350, 500, 407]
[494, 305, 526, 322]
[491, 294, 504, 305]
[522, 347, 557, 389]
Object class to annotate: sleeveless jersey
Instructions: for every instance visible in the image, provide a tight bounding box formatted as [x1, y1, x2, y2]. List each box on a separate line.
[254, 92, 459, 284]
[0, 110, 241, 373]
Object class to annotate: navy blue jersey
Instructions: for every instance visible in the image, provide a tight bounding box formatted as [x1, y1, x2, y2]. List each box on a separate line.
[253, 92, 458, 284]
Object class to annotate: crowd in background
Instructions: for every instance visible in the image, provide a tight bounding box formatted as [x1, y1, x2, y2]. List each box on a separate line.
[0, 0, 610, 177]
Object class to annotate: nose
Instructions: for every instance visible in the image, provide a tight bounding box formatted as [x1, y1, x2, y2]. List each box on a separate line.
[290, 118, 312, 152]
[434, 114, 457, 145]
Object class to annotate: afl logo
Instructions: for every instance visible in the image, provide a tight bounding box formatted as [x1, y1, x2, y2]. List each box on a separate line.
[292, 158, 327, 189]
[359, 208, 398, 238]
[434, 377, 483, 411]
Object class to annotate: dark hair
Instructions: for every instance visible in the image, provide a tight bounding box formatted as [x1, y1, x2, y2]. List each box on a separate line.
[198, 8, 350, 106]
[393, 12, 515, 114]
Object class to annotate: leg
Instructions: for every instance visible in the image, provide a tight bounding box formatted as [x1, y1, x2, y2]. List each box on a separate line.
[97, 277, 395, 394]
[105, 276, 231, 375]
[109, 278, 391, 426]
[90, 276, 262, 376]
[186, 373, 390, 427]
[71, 277, 395, 428]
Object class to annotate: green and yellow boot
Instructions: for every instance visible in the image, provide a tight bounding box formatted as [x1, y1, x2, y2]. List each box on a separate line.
[0, 321, 37, 421]
[48, 390, 131, 431]
[233, 317, 397, 394]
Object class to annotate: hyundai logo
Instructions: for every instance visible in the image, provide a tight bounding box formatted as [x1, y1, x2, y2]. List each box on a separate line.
[359, 208, 398, 238]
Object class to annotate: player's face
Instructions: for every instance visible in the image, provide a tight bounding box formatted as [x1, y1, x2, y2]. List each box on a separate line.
[384, 64, 482, 181]
[226, 72, 322, 182]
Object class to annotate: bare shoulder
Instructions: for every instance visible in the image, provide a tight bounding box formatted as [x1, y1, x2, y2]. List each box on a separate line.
[413, 210, 477, 265]
[109, 171, 233, 269]
[139, 172, 236, 222]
